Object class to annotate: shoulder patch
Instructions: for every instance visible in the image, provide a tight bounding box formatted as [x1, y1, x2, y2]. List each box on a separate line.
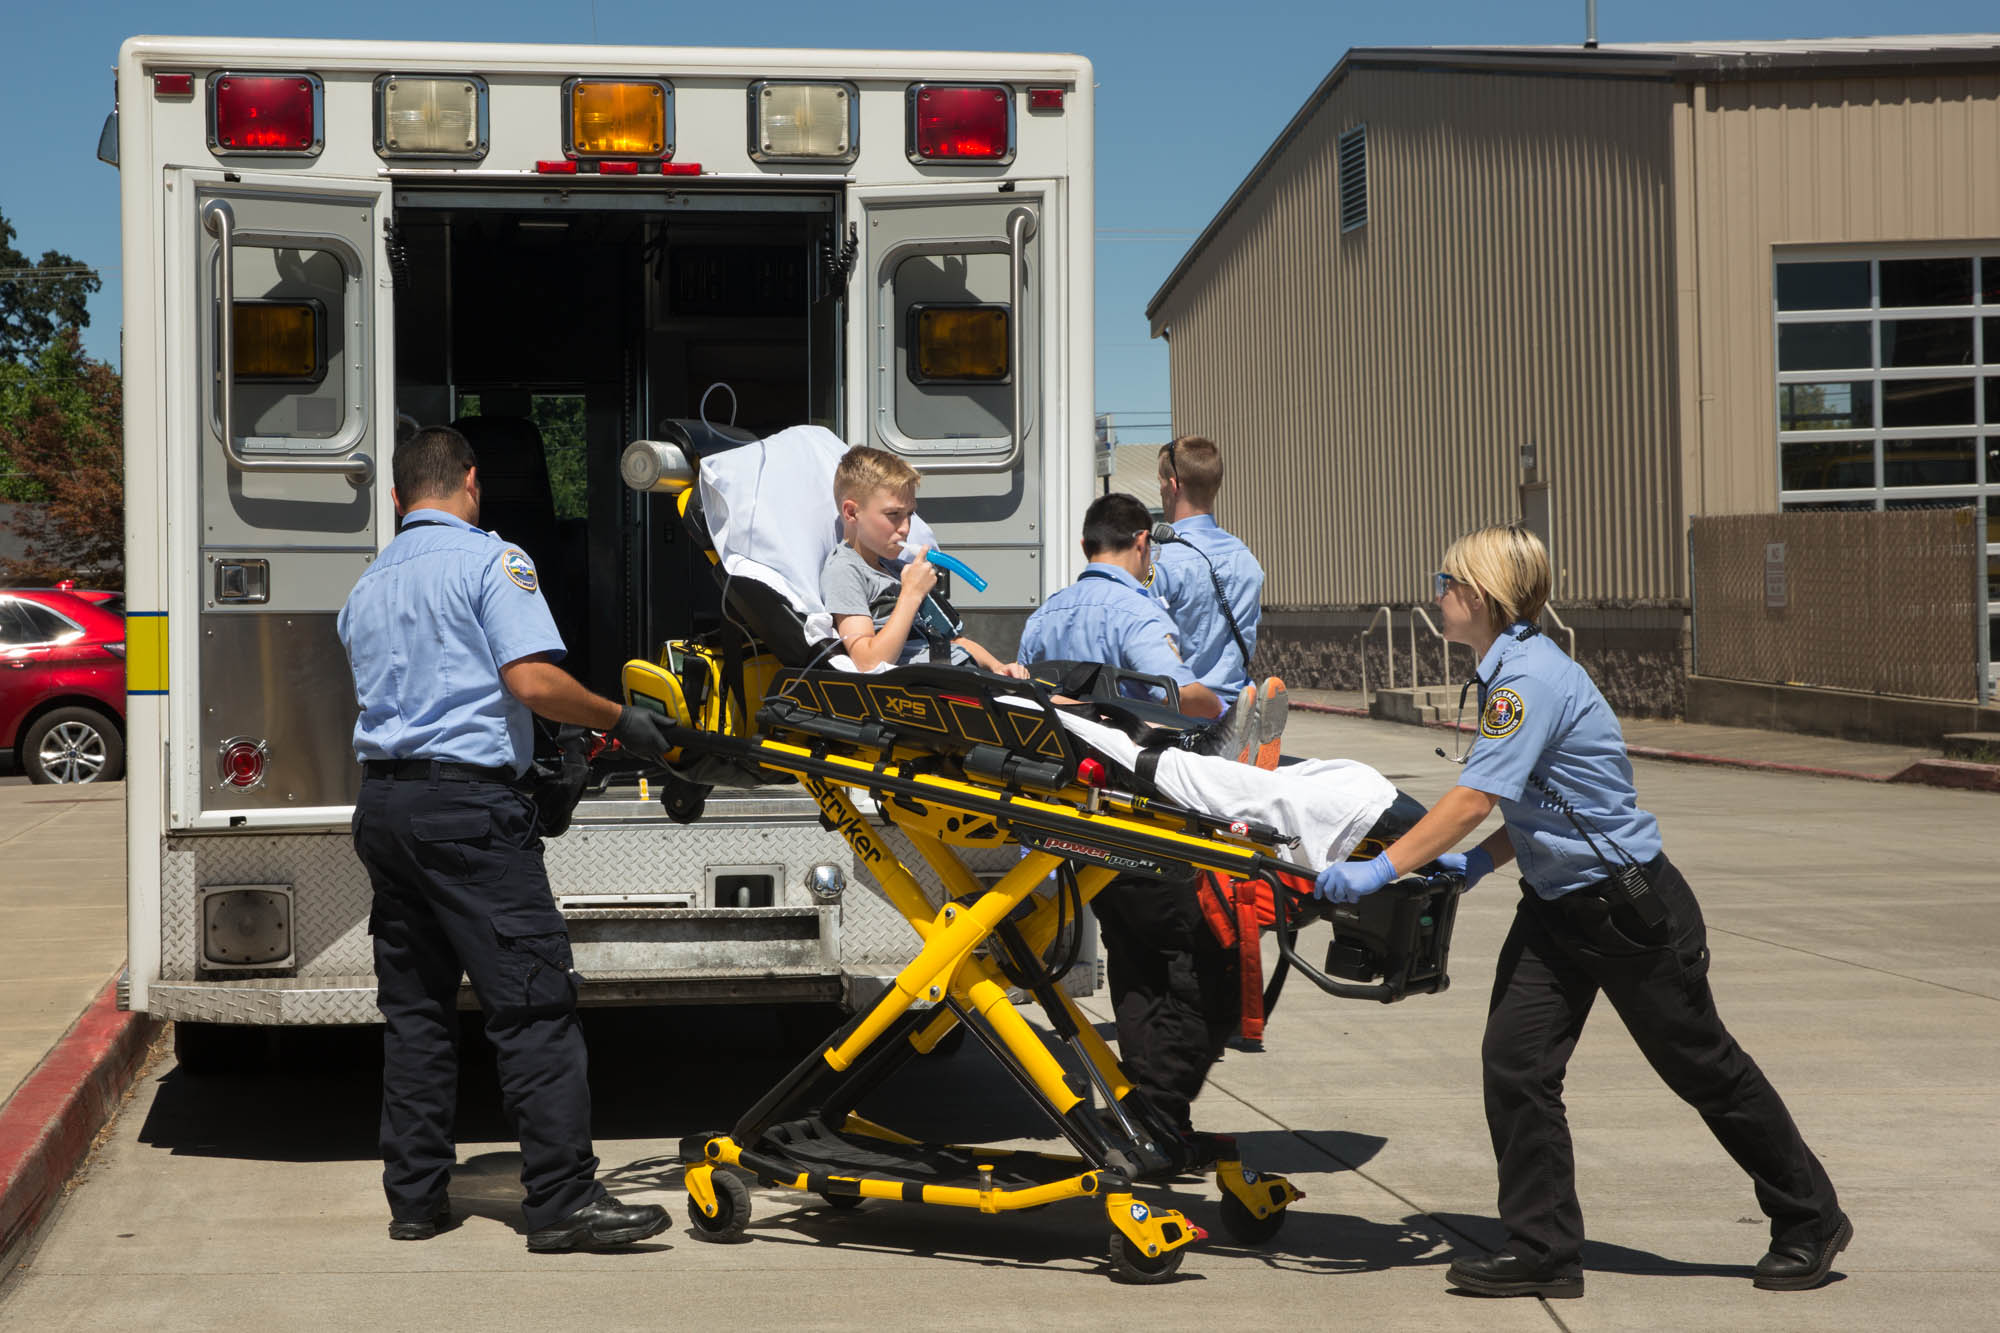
[1481, 687, 1525, 739]
[1164, 633, 1182, 662]
[500, 547, 538, 592]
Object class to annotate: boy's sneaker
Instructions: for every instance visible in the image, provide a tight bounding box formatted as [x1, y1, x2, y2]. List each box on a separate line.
[1253, 677, 1289, 770]
[1189, 689, 1259, 763]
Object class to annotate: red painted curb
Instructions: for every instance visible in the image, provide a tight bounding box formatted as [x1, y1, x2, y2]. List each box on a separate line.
[1624, 744, 1890, 783]
[1889, 758, 2000, 791]
[0, 976, 160, 1270]
[1290, 699, 2000, 791]
[1289, 701, 1370, 718]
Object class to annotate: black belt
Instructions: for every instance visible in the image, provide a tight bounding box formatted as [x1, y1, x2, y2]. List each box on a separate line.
[363, 758, 521, 785]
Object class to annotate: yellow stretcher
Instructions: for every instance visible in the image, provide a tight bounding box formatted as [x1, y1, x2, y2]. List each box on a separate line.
[615, 426, 1466, 1282]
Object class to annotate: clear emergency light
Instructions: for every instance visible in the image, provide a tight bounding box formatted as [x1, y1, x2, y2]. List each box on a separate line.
[565, 79, 672, 158]
[750, 81, 857, 163]
[907, 84, 1012, 163]
[209, 73, 323, 155]
[375, 75, 487, 158]
[910, 305, 1010, 382]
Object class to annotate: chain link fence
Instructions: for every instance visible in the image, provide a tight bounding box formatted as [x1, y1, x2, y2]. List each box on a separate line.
[1690, 507, 1986, 701]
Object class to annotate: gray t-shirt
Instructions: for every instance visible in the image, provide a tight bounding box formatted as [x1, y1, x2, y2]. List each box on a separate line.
[820, 542, 963, 666]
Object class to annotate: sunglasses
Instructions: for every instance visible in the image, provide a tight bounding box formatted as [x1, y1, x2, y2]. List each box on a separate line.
[1162, 440, 1179, 483]
[1433, 571, 1464, 600]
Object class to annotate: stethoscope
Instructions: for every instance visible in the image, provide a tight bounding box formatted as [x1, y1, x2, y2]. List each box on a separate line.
[1435, 621, 1539, 766]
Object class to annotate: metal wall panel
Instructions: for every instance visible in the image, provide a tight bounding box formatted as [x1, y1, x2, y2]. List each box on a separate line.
[1151, 68, 1680, 608]
[1676, 73, 2000, 517]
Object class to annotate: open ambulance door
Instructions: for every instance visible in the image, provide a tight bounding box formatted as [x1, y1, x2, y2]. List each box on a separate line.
[849, 183, 1060, 632]
[165, 169, 393, 829]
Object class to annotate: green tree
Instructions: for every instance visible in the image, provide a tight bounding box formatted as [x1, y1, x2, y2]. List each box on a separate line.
[0, 331, 123, 585]
[0, 210, 100, 362]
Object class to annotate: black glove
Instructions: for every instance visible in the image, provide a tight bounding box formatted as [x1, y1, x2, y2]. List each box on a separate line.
[527, 723, 592, 839]
[608, 705, 675, 759]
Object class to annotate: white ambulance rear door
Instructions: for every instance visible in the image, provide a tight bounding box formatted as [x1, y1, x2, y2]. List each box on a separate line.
[163, 167, 393, 828]
[848, 182, 1061, 618]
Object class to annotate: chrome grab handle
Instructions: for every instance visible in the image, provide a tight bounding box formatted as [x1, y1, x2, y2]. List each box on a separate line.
[1007, 205, 1038, 462]
[202, 199, 374, 485]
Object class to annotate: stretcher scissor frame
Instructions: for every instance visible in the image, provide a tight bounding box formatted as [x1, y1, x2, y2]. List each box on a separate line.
[631, 662, 1466, 1282]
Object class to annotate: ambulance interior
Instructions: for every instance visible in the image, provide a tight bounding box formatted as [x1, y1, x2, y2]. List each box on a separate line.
[390, 195, 844, 694]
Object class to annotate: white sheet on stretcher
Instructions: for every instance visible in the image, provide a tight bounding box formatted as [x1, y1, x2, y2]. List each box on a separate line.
[1046, 711, 1397, 873]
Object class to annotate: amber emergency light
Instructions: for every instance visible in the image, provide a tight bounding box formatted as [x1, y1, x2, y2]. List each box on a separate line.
[566, 79, 671, 158]
[232, 302, 322, 381]
[913, 305, 1009, 382]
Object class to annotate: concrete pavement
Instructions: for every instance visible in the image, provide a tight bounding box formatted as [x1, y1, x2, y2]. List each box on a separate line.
[0, 785, 127, 1107]
[4, 711, 1995, 1329]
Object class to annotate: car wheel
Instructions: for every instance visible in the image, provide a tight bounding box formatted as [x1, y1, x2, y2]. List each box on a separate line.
[23, 706, 125, 784]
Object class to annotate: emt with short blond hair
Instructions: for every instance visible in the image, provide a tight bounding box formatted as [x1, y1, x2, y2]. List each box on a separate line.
[1315, 523, 1848, 1300]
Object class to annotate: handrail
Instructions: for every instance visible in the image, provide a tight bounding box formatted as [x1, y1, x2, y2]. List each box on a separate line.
[1006, 205, 1037, 466]
[1359, 606, 1393, 706]
[1409, 605, 1451, 691]
[1540, 603, 1577, 660]
[202, 199, 374, 485]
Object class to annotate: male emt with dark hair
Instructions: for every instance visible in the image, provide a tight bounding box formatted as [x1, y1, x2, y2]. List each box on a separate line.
[1014, 492, 1259, 1166]
[338, 425, 677, 1250]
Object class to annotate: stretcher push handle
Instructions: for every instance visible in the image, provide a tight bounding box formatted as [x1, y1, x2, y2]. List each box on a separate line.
[925, 548, 988, 593]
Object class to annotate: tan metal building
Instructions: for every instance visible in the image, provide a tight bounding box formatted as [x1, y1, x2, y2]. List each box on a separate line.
[1146, 37, 2000, 716]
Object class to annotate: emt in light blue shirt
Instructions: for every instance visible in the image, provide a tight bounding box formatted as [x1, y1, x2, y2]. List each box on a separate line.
[1016, 491, 1226, 719]
[338, 428, 673, 774]
[1149, 436, 1264, 704]
[1312, 522, 1846, 1300]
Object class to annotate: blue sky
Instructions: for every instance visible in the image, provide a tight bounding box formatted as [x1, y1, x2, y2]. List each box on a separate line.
[6, 1, 1996, 442]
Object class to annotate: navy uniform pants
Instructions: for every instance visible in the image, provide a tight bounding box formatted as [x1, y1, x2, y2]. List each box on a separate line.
[1482, 854, 1841, 1275]
[353, 773, 606, 1231]
[1093, 871, 1242, 1129]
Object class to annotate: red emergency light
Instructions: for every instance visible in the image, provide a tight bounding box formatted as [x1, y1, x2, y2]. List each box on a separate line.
[211, 73, 322, 154]
[1027, 87, 1064, 111]
[154, 72, 194, 97]
[219, 737, 269, 789]
[908, 84, 1012, 163]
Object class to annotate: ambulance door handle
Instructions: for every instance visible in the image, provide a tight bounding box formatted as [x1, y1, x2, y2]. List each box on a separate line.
[202, 200, 375, 486]
[1007, 206, 1037, 460]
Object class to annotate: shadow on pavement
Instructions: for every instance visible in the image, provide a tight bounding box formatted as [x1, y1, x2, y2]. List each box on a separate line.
[131, 1002, 1465, 1278]
[1426, 1211, 1762, 1280]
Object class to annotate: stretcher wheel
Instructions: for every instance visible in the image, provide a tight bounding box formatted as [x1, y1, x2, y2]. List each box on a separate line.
[1217, 1190, 1286, 1245]
[1107, 1232, 1184, 1284]
[688, 1171, 751, 1240]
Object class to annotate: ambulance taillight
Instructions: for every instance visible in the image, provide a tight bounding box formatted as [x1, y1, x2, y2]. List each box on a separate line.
[907, 84, 1012, 163]
[210, 74, 322, 154]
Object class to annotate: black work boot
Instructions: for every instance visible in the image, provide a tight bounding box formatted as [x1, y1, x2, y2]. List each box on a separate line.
[1446, 1251, 1585, 1299]
[525, 1196, 669, 1253]
[1753, 1213, 1852, 1291]
[387, 1202, 454, 1241]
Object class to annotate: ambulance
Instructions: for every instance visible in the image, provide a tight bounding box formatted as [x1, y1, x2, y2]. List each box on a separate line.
[103, 36, 1095, 1066]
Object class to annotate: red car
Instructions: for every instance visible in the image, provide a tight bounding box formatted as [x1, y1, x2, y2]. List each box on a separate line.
[0, 587, 126, 784]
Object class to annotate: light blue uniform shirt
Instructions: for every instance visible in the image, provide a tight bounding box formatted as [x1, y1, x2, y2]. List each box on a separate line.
[1149, 514, 1263, 704]
[1458, 623, 1662, 899]
[338, 508, 565, 776]
[1017, 562, 1200, 701]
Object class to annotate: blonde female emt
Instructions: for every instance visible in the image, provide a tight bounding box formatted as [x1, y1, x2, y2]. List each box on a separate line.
[1313, 524, 1849, 1300]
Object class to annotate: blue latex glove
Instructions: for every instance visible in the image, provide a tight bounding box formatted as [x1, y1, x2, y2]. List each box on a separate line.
[1315, 851, 1397, 904]
[1434, 846, 1495, 890]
